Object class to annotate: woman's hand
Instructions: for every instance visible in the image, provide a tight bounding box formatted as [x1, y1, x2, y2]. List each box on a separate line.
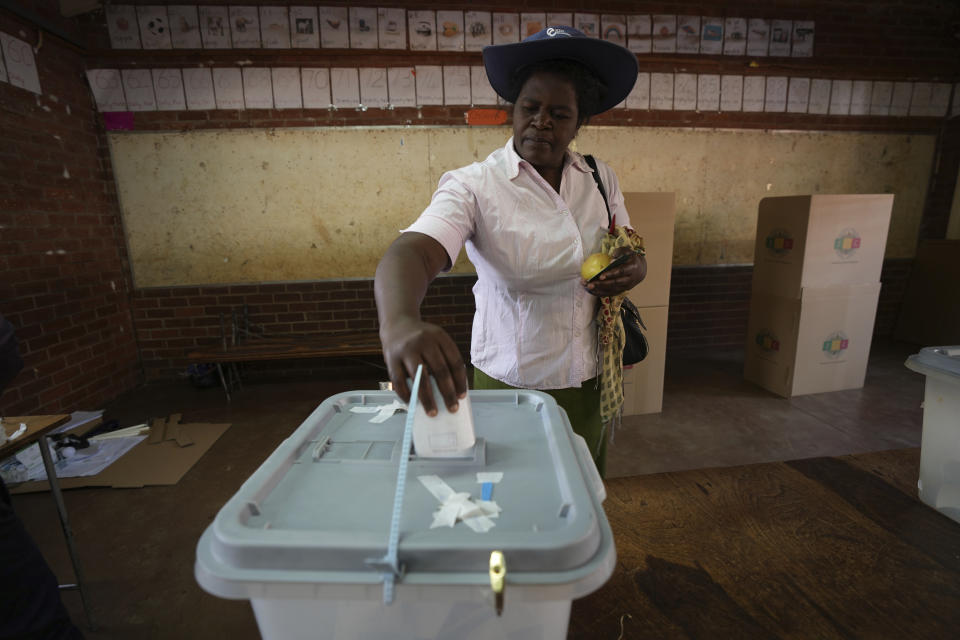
[583, 247, 647, 297]
[380, 316, 468, 417]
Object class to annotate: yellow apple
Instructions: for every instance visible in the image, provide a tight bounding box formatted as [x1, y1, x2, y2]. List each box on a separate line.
[581, 253, 612, 280]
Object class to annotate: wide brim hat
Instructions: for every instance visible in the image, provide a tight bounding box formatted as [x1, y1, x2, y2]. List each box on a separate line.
[482, 26, 638, 115]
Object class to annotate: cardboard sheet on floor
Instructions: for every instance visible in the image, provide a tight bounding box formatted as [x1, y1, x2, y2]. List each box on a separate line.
[9, 414, 230, 494]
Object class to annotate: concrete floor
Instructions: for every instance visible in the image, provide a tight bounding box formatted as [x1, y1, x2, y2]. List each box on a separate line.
[10, 339, 926, 639]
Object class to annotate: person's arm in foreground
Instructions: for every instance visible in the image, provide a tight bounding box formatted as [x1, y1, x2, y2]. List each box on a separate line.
[375, 232, 469, 416]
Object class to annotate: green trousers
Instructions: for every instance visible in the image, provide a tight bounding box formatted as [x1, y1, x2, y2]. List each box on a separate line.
[472, 368, 607, 477]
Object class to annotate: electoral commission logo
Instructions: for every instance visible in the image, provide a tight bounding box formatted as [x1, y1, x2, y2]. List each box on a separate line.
[755, 330, 780, 352]
[764, 228, 794, 256]
[822, 332, 849, 359]
[834, 228, 861, 258]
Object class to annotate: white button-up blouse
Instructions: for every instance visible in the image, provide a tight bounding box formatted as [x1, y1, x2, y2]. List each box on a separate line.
[404, 137, 632, 390]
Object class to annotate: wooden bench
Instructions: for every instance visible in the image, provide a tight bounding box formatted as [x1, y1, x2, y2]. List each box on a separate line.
[188, 325, 382, 401]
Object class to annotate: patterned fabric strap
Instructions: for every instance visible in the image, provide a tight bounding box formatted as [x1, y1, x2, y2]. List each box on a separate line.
[596, 225, 645, 426]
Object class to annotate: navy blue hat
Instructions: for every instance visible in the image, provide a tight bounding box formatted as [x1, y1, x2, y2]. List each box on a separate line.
[482, 26, 638, 115]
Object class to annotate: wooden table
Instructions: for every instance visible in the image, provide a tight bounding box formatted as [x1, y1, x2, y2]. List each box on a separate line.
[1, 415, 94, 629]
[569, 448, 960, 639]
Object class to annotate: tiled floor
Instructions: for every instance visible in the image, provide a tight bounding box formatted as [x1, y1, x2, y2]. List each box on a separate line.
[607, 338, 924, 477]
[8, 338, 928, 638]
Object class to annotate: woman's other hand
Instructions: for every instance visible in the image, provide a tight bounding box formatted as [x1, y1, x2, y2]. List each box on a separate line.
[583, 247, 646, 297]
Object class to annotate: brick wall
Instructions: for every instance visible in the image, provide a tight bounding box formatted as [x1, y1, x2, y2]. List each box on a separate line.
[136, 259, 912, 380]
[135, 276, 477, 380]
[0, 10, 140, 414]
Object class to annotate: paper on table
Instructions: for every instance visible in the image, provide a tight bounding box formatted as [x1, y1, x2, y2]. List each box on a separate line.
[301, 68, 331, 108]
[213, 68, 244, 109]
[0, 33, 41, 94]
[86, 69, 126, 112]
[183, 67, 216, 110]
[290, 6, 319, 49]
[16, 437, 147, 481]
[272, 68, 302, 109]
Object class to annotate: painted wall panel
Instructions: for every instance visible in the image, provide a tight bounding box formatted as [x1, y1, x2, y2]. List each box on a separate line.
[109, 126, 934, 287]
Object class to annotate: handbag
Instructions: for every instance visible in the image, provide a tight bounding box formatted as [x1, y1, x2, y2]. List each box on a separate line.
[583, 155, 649, 366]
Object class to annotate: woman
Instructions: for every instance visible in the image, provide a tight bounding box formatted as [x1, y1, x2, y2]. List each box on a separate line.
[374, 26, 644, 475]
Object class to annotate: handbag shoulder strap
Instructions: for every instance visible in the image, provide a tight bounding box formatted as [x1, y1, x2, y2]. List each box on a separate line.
[584, 154, 615, 234]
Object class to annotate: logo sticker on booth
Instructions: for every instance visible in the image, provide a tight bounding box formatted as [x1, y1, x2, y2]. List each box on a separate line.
[756, 330, 780, 352]
[765, 228, 794, 256]
[834, 228, 861, 259]
[822, 332, 849, 359]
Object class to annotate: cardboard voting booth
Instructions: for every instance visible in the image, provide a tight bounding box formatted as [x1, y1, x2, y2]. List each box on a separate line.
[621, 192, 675, 415]
[745, 194, 893, 397]
[751, 194, 893, 300]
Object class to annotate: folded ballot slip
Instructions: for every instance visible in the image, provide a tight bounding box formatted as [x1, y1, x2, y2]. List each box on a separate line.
[412, 374, 477, 458]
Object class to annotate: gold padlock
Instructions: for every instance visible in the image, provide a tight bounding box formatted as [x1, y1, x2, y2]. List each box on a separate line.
[489, 550, 505, 616]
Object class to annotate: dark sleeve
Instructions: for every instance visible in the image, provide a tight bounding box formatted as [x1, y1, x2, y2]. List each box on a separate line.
[0, 313, 24, 397]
